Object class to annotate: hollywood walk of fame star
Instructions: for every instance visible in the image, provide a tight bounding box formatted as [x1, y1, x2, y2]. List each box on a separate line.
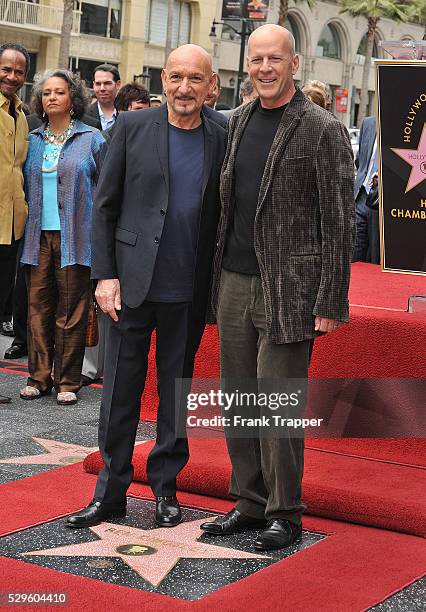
[391, 123, 426, 193]
[23, 519, 270, 586]
[0, 438, 147, 466]
[0, 438, 97, 466]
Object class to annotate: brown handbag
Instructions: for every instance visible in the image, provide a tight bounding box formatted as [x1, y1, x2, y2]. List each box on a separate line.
[85, 299, 99, 347]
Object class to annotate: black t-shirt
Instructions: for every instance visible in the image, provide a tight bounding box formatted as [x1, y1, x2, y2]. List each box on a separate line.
[223, 102, 287, 275]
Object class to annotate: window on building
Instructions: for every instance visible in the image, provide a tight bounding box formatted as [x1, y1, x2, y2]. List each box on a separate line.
[221, 19, 241, 41]
[20, 52, 37, 103]
[355, 33, 379, 65]
[70, 58, 119, 87]
[316, 24, 341, 60]
[221, 18, 260, 42]
[143, 67, 163, 95]
[145, 0, 191, 47]
[79, 0, 121, 39]
[286, 14, 301, 53]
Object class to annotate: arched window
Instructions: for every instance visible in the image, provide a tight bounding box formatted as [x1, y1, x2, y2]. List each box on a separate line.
[356, 33, 379, 64]
[316, 24, 341, 60]
[145, 0, 191, 47]
[286, 14, 301, 53]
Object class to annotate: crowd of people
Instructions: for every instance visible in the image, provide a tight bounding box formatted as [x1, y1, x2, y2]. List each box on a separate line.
[0, 25, 374, 550]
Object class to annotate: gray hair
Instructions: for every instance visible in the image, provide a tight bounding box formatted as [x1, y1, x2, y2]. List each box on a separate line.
[288, 32, 296, 55]
[240, 77, 255, 101]
[32, 69, 89, 121]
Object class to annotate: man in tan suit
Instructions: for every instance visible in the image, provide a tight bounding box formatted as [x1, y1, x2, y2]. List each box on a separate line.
[0, 43, 30, 403]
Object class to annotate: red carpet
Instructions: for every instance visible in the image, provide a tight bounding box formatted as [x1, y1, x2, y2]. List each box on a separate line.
[89, 262, 426, 539]
[306, 438, 426, 467]
[140, 263, 426, 421]
[84, 437, 426, 538]
[348, 262, 425, 310]
[1, 464, 425, 611]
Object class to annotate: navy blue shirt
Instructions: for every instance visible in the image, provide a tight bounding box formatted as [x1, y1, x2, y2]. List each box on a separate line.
[146, 123, 204, 302]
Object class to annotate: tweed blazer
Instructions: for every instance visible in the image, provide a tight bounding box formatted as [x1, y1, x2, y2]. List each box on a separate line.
[211, 89, 355, 344]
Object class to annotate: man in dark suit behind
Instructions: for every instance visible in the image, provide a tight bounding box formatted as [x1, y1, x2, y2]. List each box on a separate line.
[203, 101, 227, 128]
[201, 24, 354, 550]
[86, 63, 121, 131]
[67, 44, 226, 529]
[353, 115, 380, 263]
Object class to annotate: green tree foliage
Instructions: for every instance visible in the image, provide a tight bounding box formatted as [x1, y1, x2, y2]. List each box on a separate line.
[340, 0, 410, 127]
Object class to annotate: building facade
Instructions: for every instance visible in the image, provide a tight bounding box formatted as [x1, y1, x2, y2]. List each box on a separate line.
[0, 0, 423, 124]
[212, 0, 423, 126]
[0, 0, 216, 98]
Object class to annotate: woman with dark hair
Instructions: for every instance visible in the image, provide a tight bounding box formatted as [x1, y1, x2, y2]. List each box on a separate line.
[19, 69, 105, 406]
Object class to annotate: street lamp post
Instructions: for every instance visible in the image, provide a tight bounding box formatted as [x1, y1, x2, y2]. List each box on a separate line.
[209, 18, 251, 108]
[236, 19, 248, 107]
[133, 69, 152, 90]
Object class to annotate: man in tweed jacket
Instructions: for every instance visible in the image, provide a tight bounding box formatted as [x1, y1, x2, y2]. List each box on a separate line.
[201, 24, 354, 550]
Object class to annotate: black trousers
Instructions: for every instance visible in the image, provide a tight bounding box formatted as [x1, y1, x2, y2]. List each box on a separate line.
[13, 261, 28, 347]
[353, 188, 380, 264]
[0, 238, 20, 324]
[95, 301, 205, 504]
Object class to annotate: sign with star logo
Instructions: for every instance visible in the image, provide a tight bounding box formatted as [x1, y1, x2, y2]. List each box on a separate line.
[376, 61, 426, 275]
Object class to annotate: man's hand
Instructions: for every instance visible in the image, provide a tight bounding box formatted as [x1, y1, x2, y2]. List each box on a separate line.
[314, 316, 342, 333]
[95, 279, 121, 322]
[369, 171, 378, 188]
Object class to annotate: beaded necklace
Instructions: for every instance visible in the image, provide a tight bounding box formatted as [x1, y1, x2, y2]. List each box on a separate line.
[42, 119, 75, 172]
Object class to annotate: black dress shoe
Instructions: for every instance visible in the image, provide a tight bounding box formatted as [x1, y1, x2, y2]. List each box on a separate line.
[200, 508, 267, 535]
[1, 321, 14, 337]
[155, 496, 182, 527]
[0, 395, 11, 404]
[65, 500, 126, 529]
[4, 344, 28, 359]
[254, 519, 302, 550]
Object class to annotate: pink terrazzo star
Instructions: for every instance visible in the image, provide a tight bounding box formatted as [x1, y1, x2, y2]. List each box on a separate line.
[0, 438, 147, 466]
[23, 519, 270, 586]
[0, 438, 98, 465]
[391, 123, 426, 193]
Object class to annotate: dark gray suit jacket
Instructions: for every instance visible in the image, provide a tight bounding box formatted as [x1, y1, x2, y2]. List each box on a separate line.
[92, 104, 226, 318]
[203, 104, 228, 129]
[354, 116, 377, 199]
[212, 90, 355, 344]
[86, 102, 101, 125]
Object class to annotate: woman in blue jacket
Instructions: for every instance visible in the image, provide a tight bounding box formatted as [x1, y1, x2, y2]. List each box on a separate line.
[20, 69, 105, 406]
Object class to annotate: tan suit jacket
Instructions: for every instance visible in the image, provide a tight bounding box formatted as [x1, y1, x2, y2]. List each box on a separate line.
[0, 92, 28, 244]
